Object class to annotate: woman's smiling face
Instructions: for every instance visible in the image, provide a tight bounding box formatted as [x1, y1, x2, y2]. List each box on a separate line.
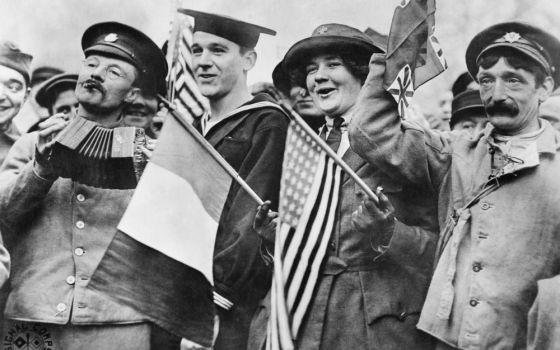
[305, 54, 362, 118]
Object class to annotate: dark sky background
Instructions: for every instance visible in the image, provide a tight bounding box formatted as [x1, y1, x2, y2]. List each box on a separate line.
[2, 0, 559, 114]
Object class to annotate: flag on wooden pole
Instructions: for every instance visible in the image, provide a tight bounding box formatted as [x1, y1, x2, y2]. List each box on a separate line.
[266, 119, 343, 350]
[383, 0, 447, 118]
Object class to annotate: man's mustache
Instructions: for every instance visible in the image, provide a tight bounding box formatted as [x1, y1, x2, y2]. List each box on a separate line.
[485, 101, 519, 117]
[81, 79, 105, 94]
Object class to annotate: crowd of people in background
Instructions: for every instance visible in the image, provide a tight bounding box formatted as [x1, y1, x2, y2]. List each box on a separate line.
[0, 6, 558, 350]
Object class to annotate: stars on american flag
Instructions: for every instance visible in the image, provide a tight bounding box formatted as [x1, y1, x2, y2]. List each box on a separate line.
[280, 123, 321, 227]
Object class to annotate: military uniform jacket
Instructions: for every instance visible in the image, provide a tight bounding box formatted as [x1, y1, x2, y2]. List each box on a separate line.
[202, 93, 289, 349]
[0, 132, 144, 325]
[350, 61, 560, 349]
[248, 129, 439, 350]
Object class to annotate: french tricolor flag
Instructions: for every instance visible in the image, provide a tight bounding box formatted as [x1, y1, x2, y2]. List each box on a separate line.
[88, 110, 231, 347]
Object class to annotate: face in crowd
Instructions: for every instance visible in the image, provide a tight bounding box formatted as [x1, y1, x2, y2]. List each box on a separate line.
[476, 51, 554, 136]
[305, 54, 362, 118]
[123, 92, 158, 130]
[192, 32, 255, 100]
[451, 113, 489, 136]
[51, 88, 79, 116]
[288, 85, 323, 120]
[0, 65, 28, 126]
[75, 54, 139, 114]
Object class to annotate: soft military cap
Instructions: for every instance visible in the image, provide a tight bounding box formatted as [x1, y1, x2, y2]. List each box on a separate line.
[0, 41, 33, 86]
[82, 22, 168, 94]
[179, 9, 276, 48]
[466, 22, 560, 87]
[35, 73, 78, 109]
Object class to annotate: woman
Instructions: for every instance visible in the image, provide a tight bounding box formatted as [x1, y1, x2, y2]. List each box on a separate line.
[248, 23, 438, 350]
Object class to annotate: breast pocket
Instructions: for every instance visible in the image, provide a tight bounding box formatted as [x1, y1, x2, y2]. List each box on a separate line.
[218, 136, 250, 170]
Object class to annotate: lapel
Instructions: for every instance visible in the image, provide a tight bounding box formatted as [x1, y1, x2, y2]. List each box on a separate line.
[341, 147, 368, 185]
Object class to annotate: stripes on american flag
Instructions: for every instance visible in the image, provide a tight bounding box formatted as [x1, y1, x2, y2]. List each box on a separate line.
[267, 121, 342, 350]
[168, 12, 207, 122]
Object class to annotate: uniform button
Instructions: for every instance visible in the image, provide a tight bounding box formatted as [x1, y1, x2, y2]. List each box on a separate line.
[480, 203, 490, 210]
[398, 312, 408, 321]
[76, 194, 85, 202]
[66, 276, 76, 285]
[56, 303, 66, 312]
[76, 220, 85, 229]
[469, 299, 479, 307]
[473, 262, 482, 272]
[74, 247, 85, 256]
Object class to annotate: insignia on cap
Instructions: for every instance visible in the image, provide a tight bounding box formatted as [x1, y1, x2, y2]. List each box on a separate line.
[317, 26, 328, 35]
[503, 32, 521, 43]
[104, 33, 118, 43]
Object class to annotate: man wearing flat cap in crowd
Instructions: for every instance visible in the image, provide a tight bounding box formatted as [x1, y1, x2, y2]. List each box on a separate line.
[350, 21, 560, 349]
[0, 22, 174, 349]
[449, 89, 488, 137]
[0, 41, 32, 165]
[27, 73, 79, 132]
[181, 9, 289, 350]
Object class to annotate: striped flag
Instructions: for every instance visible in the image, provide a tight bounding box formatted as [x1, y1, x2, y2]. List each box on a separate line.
[166, 10, 208, 122]
[267, 121, 342, 350]
[87, 106, 232, 347]
[383, 0, 447, 118]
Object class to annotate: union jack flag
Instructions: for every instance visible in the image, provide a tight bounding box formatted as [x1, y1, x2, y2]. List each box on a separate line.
[267, 121, 342, 350]
[383, 0, 447, 118]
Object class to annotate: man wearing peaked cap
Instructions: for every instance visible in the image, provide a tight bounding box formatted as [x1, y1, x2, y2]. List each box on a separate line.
[449, 89, 488, 137]
[26, 73, 79, 132]
[0, 22, 175, 349]
[180, 9, 289, 350]
[350, 21, 560, 350]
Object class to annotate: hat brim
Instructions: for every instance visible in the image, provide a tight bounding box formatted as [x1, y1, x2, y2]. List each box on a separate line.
[284, 36, 380, 72]
[35, 73, 78, 108]
[466, 22, 560, 87]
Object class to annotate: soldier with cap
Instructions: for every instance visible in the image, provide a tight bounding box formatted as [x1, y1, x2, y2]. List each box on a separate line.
[0, 22, 173, 349]
[449, 89, 488, 137]
[27, 73, 79, 132]
[350, 21, 560, 349]
[0, 41, 32, 165]
[179, 9, 289, 350]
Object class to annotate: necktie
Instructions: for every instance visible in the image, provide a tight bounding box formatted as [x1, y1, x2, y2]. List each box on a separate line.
[325, 116, 343, 152]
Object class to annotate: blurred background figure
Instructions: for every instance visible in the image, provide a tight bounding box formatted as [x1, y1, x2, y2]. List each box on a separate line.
[14, 65, 63, 131]
[539, 88, 560, 131]
[0, 40, 32, 164]
[450, 89, 488, 137]
[451, 71, 479, 97]
[123, 92, 159, 138]
[28, 73, 78, 132]
[272, 61, 324, 131]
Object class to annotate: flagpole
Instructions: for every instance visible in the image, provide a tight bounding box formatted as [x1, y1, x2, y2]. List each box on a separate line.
[158, 95, 265, 206]
[278, 100, 379, 204]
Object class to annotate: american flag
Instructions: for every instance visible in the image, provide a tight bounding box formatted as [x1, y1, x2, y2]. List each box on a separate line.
[267, 121, 342, 350]
[167, 11, 207, 122]
[383, 0, 447, 118]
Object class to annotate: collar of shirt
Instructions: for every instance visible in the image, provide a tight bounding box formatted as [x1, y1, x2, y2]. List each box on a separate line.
[320, 112, 352, 156]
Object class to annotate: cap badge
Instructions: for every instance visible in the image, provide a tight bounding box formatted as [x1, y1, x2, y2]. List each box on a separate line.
[317, 26, 328, 35]
[104, 33, 119, 43]
[503, 32, 521, 43]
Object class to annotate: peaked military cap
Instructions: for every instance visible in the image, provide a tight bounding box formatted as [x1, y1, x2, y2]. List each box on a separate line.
[466, 22, 560, 87]
[35, 73, 78, 109]
[0, 41, 33, 86]
[179, 9, 276, 48]
[82, 22, 168, 94]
